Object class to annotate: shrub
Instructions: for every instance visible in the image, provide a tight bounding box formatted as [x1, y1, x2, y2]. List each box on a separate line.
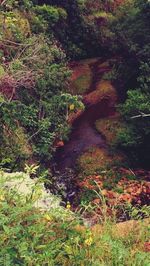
[0, 11, 31, 42]
[34, 4, 67, 26]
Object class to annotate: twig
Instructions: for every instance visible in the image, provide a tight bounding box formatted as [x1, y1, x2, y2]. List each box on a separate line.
[130, 111, 150, 119]
[0, 0, 7, 6]
[129, 168, 136, 176]
[0, 39, 33, 47]
[27, 127, 44, 141]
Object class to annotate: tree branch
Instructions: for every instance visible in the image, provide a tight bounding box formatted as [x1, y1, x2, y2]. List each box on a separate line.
[130, 111, 150, 119]
[0, 0, 7, 6]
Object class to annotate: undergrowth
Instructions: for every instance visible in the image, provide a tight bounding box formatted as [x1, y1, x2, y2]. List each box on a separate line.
[0, 170, 149, 266]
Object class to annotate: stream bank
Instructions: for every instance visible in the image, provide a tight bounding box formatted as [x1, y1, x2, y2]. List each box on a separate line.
[52, 58, 150, 222]
[55, 58, 116, 171]
[53, 58, 118, 202]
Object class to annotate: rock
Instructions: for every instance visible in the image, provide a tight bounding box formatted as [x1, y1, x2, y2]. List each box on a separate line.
[1, 171, 61, 210]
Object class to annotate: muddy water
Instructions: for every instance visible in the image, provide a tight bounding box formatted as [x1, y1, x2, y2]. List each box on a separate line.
[55, 99, 115, 171]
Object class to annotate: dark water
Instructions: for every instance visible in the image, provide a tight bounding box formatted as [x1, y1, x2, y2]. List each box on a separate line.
[55, 99, 115, 171]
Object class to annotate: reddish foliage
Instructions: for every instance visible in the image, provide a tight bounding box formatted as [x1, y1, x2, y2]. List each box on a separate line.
[54, 140, 64, 148]
[78, 168, 150, 213]
[0, 44, 10, 59]
[0, 75, 16, 100]
[0, 72, 35, 100]
[144, 242, 150, 252]
[85, 0, 125, 13]
[78, 175, 103, 190]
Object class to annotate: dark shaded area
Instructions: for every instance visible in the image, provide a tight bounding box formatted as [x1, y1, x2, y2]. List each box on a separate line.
[88, 58, 110, 94]
[34, 0, 105, 59]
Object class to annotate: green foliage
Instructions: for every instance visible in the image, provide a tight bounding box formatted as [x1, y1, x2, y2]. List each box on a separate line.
[0, 1, 150, 264]
[0, 10, 31, 43]
[34, 4, 67, 26]
[0, 0, 33, 10]
[117, 125, 142, 148]
[0, 4, 83, 169]
[0, 171, 149, 265]
[116, 62, 150, 165]
[109, 0, 150, 166]
[0, 172, 81, 265]
[126, 204, 150, 220]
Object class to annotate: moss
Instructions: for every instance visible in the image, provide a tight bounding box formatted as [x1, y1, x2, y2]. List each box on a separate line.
[84, 80, 117, 105]
[73, 72, 92, 94]
[71, 61, 92, 95]
[95, 114, 125, 145]
[77, 147, 123, 177]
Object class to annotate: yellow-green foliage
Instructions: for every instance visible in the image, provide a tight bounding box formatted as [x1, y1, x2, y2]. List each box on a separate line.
[14, 127, 32, 156]
[0, 126, 32, 168]
[71, 61, 92, 95]
[73, 71, 92, 94]
[95, 115, 125, 145]
[0, 65, 5, 77]
[84, 80, 117, 105]
[77, 147, 123, 177]
[93, 11, 114, 21]
[0, 11, 31, 42]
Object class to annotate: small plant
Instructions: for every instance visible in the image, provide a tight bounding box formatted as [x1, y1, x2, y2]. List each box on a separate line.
[24, 163, 39, 175]
[126, 204, 150, 220]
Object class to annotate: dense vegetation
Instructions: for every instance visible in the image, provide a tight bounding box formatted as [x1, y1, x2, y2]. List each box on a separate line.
[0, 171, 149, 265]
[0, 0, 150, 264]
[1, 0, 149, 170]
[0, 0, 84, 170]
[110, 0, 150, 167]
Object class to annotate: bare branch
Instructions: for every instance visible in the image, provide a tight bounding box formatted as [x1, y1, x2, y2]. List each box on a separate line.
[0, 0, 7, 6]
[0, 39, 33, 47]
[130, 112, 150, 119]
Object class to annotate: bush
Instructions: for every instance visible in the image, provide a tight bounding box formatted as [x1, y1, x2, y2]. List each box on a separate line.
[34, 4, 67, 26]
[0, 16, 83, 166]
[0, 11, 31, 42]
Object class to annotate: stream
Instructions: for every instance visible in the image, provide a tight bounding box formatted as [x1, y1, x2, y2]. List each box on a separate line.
[55, 58, 114, 171]
[55, 98, 114, 171]
[52, 58, 116, 201]
[49, 58, 150, 220]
